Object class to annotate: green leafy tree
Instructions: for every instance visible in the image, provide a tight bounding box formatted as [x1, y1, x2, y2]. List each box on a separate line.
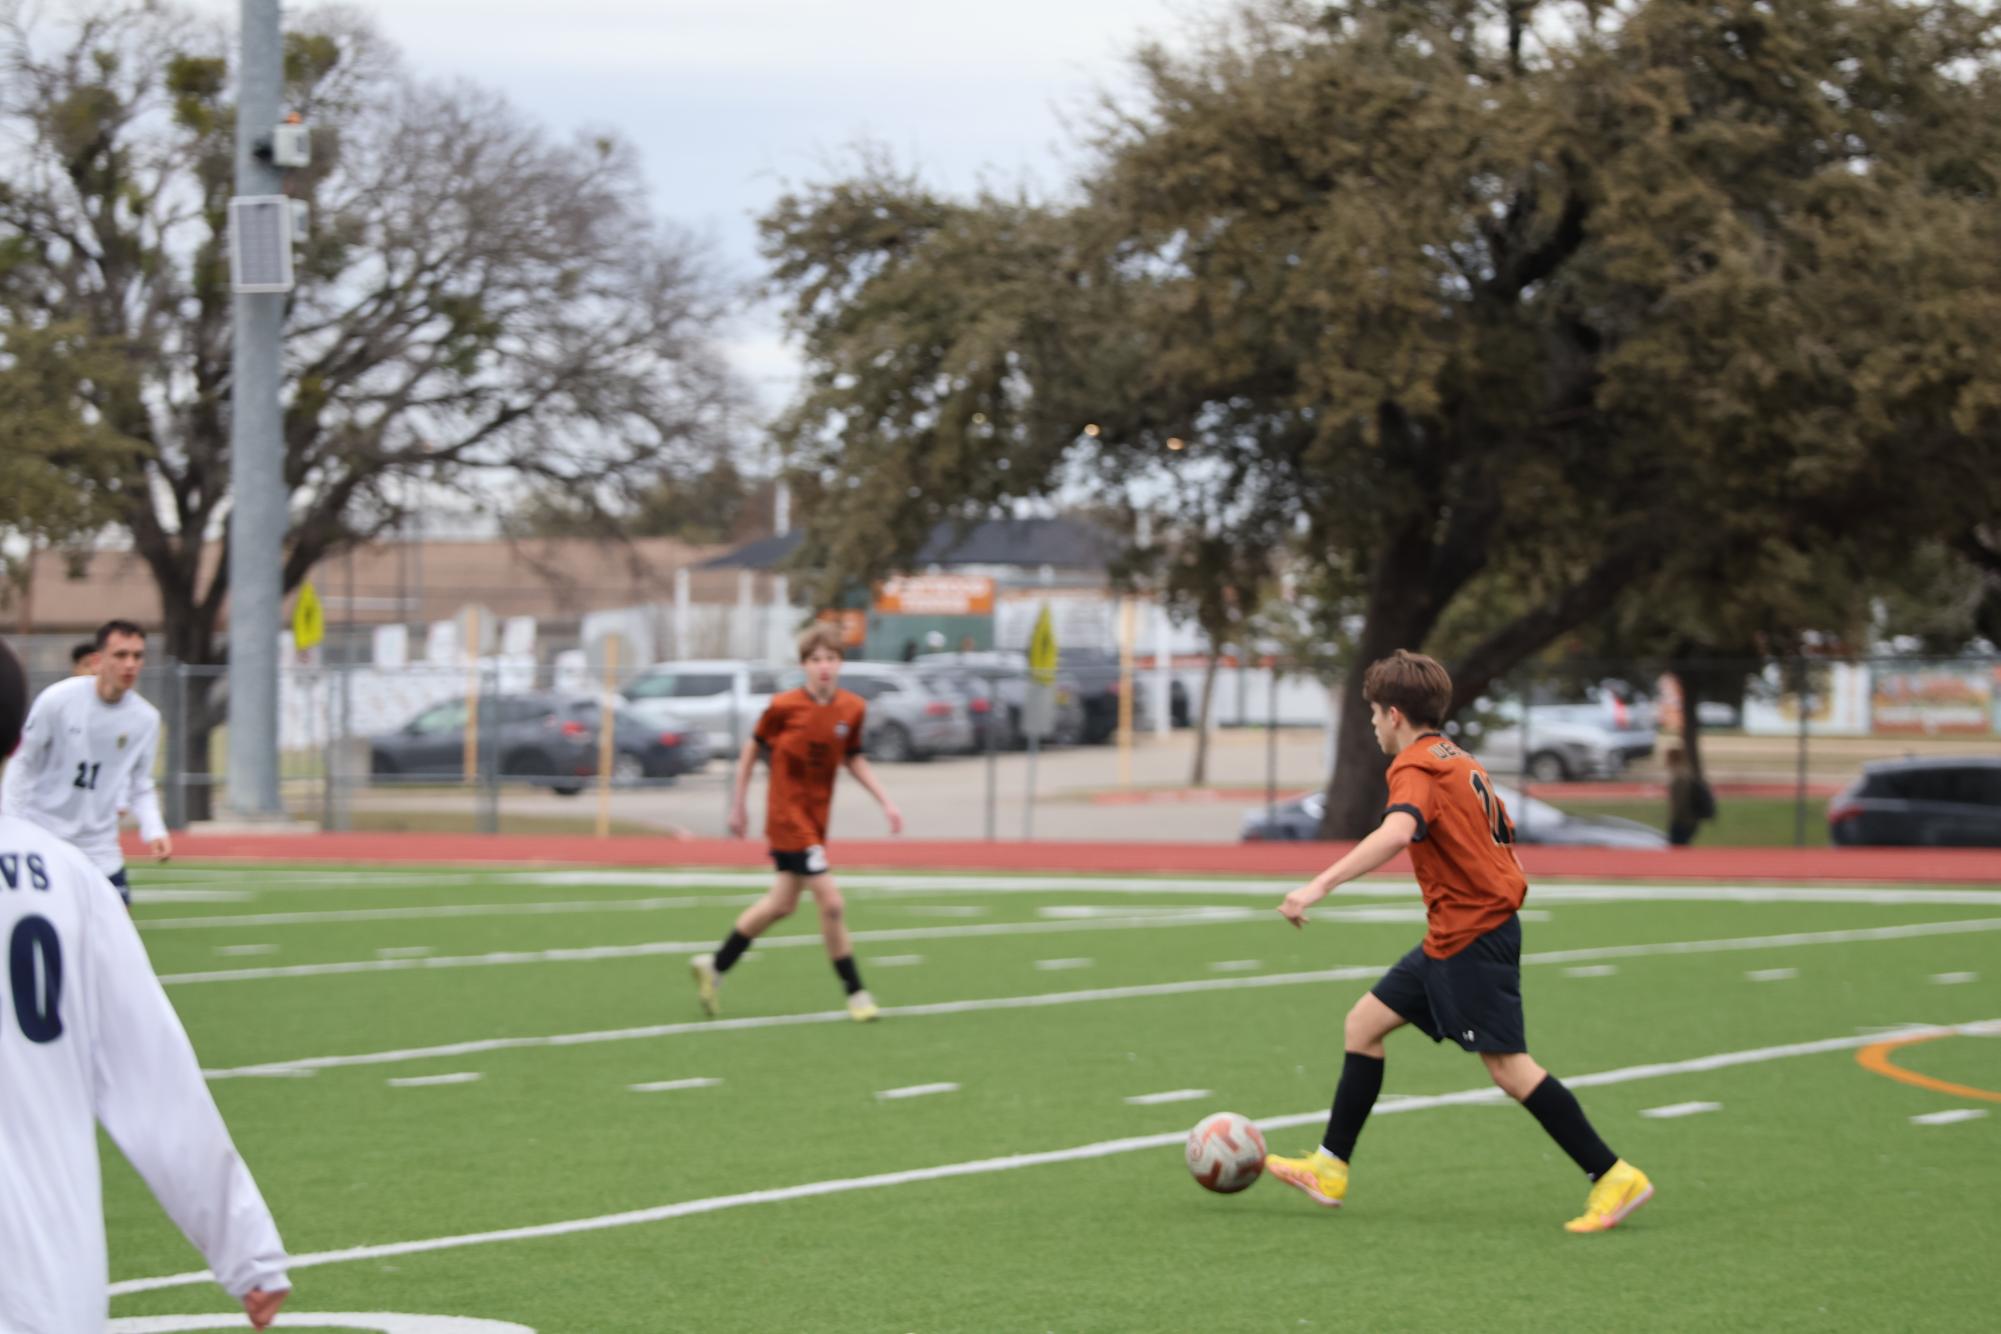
[763, 0, 2001, 834]
[0, 319, 130, 614]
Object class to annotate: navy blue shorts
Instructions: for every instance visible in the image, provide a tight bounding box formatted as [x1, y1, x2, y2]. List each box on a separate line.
[107, 867, 131, 907]
[1371, 915, 1526, 1053]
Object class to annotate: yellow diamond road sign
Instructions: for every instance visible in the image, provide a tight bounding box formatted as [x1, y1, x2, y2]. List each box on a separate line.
[1028, 604, 1059, 684]
[292, 580, 325, 651]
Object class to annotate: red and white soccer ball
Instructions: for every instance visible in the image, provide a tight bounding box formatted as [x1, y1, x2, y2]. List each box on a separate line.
[1185, 1111, 1266, 1194]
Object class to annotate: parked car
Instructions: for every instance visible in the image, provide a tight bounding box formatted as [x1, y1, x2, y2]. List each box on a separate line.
[913, 651, 1085, 750]
[779, 661, 975, 761]
[370, 693, 709, 794]
[622, 659, 781, 755]
[1457, 699, 1657, 783]
[1051, 646, 1156, 743]
[1828, 757, 2001, 847]
[1240, 785, 1667, 848]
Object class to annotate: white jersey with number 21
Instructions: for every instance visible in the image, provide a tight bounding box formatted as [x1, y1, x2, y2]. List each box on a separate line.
[0, 675, 167, 876]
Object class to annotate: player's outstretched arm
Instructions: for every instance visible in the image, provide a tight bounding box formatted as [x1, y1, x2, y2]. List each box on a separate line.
[81, 864, 292, 1307]
[844, 754, 903, 834]
[1277, 811, 1418, 927]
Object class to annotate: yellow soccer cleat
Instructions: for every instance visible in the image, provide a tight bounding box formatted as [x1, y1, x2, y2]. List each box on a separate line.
[1565, 1160, 1653, 1233]
[690, 953, 720, 1018]
[847, 989, 880, 1022]
[1265, 1148, 1348, 1208]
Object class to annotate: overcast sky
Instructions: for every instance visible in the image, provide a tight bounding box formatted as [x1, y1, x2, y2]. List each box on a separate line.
[189, 0, 1204, 410]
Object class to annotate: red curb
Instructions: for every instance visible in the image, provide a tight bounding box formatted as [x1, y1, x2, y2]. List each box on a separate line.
[135, 831, 2001, 884]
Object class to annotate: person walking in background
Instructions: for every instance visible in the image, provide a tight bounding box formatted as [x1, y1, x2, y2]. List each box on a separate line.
[1664, 745, 1714, 846]
[693, 625, 904, 1021]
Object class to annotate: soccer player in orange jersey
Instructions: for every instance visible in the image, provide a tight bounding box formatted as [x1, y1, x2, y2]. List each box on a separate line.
[692, 625, 903, 1021]
[1264, 650, 1653, 1233]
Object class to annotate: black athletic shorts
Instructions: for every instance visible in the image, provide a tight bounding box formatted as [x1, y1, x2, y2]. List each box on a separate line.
[1371, 914, 1525, 1053]
[770, 845, 830, 876]
[107, 867, 131, 907]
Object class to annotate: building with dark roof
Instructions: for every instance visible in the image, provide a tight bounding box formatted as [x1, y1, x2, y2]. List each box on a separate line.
[701, 516, 1115, 586]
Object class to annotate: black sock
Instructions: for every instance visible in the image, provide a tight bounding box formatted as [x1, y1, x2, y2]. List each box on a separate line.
[833, 955, 864, 996]
[714, 930, 752, 975]
[1319, 1052, 1385, 1162]
[1522, 1075, 1619, 1179]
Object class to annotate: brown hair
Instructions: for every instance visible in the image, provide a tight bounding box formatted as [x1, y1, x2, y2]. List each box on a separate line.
[1362, 650, 1452, 729]
[797, 623, 847, 662]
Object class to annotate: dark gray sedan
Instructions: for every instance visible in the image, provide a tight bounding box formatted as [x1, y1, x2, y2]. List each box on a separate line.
[370, 693, 709, 793]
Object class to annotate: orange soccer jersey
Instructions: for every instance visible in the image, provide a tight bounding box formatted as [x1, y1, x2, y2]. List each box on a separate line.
[1383, 731, 1528, 958]
[755, 688, 867, 851]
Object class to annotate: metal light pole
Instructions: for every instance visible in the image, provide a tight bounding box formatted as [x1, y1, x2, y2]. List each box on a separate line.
[225, 0, 287, 817]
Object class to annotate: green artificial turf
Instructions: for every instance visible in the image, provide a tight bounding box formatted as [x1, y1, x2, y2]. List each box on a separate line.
[104, 864, 2000, 1332]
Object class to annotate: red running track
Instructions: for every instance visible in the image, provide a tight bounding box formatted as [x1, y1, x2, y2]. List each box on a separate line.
[137, 831, 2001, 884]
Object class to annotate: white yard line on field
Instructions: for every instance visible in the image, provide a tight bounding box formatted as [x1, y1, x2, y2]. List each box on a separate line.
[1910, 1109, 1989, 1126]
[629, 1078, 721, 1093]
[876, 1083, 959, 1100]
[385, 1073, 482, 1088]
[122, 1020, 2001, 1299]
[1640, 1101, 1722, 1118]
[202, 916, 2001, 1080]
[1124, 1089, 1212, 1106]
[131, 890, 255, 904]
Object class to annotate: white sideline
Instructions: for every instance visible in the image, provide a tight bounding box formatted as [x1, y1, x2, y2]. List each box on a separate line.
[137, 895, 761, 932]
[202, 916, 2001, 1080]
[157, 895, 2001, 988]
[157, 909, 1265, 986]
[130, 877, 2001, 938]
[516, 871, 2001, 906]
[121, 1020, 2001, 1299]
[144, 868, 2001, 907]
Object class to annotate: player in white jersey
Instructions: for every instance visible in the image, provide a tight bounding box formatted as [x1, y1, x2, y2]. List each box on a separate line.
[0, 638, 290, 1330]
[0, 620, 172, 905]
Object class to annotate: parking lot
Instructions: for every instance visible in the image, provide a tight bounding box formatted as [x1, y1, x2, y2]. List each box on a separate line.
[318, 726, 1994, 844]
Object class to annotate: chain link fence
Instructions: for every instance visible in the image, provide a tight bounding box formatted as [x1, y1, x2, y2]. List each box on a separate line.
[13, 651, 1997, 846]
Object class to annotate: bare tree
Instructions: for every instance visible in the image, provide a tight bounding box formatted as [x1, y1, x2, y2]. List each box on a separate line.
[0, 2, 740, 814]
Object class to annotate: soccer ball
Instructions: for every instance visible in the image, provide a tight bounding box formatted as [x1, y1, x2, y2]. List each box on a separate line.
[1185, 1111, 1265, 1194]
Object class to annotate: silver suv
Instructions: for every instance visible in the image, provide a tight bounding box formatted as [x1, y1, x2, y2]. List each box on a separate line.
[622, 660, 782, 754]
[780, 661, 974, 761]
[1460, 699, 1657, 783]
